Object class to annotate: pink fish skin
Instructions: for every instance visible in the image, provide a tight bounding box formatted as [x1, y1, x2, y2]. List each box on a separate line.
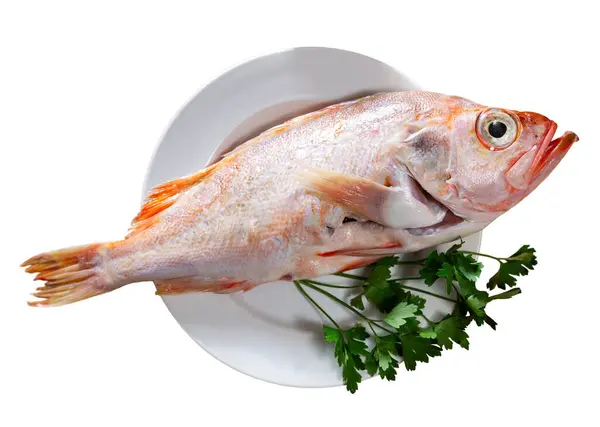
[21, 91, 578, 307]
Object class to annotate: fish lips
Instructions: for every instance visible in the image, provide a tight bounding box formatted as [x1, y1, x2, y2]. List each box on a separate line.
[506, 124, 578, 191]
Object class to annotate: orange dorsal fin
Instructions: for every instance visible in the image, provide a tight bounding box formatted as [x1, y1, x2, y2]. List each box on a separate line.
[126, 163, 219, 238]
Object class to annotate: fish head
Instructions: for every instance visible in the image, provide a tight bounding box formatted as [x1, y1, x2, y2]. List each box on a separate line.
[399, 95, 578, 222]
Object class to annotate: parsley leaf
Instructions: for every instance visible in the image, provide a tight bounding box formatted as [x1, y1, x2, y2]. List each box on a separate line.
[397, 317, 422, 335]
[350, 294, 365, 310]
[456, 253, 483, 282]
[374, 335, 400, 380]
[376, 256, 399, 268]
[419, 329, 437, 339]
[323, 325, 342, 343]
[399, 334, 442, 371]
[507, 244, 537, 267]
[467, 293, 488, 317]
[453, 256, 483, 293]
[438, 261, 456, 294]
[322, 325, 369, 393]
[419, 240, 483, 296]
[401, 291, 426, 312]
[384, 302, 420, 328]
[323, 325, 345, 365]
[365, 351, 378, 376]
[434, 316, 470, 350]
[343, 356, 363, 393]
[363, 259, 425, 313]
[346, 325, 369, 356]
[364, 259, 396, 312]
[364, 336, 401, 381]
[487, 245, 537, 290]
[374, 347, 394, 373]
[419, 250, 447, 285]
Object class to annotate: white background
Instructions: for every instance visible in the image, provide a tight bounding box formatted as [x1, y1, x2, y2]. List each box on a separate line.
[1, 1, 599, 426]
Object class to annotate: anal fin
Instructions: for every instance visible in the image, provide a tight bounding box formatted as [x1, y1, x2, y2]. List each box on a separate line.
[319, 242, 403, 257]
[155, 277, 253, 295]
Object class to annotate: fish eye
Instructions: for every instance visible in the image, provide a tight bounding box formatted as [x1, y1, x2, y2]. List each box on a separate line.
[476, 109, 520, 150]
[488, 121, 507, 138]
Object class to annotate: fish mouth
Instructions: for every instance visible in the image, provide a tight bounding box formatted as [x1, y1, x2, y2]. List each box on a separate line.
[527, 125, 578, 184]
[505, 124, 578, 191]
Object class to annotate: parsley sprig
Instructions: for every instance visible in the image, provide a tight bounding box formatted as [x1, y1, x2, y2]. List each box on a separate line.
[295, 240, 537, 393]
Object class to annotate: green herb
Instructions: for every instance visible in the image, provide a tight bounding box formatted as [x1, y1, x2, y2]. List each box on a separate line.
[350, 294, 365, 310]
[486, 245, 537, 290]
[295, 241, 536, 393]
[420, 240, 484, 297]
[431, 316, 470, 350]
[399, 334, 442, 371]
[383, 302, 420, 328]
[363, 257, 399, 312]
[322, 324, 369, 393]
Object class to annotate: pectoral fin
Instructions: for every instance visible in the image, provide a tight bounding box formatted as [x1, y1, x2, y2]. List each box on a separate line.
[297, 167, 446, 229]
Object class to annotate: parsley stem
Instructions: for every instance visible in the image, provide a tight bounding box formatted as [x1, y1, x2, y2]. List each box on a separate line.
[389, 277, 424, 281]
[459, 251, 502, 262]
[302, 279, 363, 289]
[368, 322, 379, 337]
[451, 283, 467, 315]
[300, 281, 395, 334]
[452, 284, 463, 300]
[335, 263, 427, 282]
[334, 272, 367, 281]
[488, 288, 522, 301]
[294, 281, 341, 329]
[393, 283, 458, 303]
[421, 313, 435, 328]
[310, 277, 457, 303]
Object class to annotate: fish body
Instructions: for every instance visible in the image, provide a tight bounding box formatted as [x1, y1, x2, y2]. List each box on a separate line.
[22, 91, 578, 306]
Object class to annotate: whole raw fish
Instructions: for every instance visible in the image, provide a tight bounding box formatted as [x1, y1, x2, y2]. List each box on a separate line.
[22, 91, 578, 306]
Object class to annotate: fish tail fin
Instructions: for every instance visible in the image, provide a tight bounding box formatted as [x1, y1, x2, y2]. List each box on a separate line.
[21, 242, 120, 307]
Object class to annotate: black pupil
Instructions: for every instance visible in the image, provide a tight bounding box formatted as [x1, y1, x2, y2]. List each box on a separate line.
[488, 121, 507, 138]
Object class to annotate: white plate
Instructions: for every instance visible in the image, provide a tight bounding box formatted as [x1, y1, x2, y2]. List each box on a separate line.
[142, 47, 482, 388]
